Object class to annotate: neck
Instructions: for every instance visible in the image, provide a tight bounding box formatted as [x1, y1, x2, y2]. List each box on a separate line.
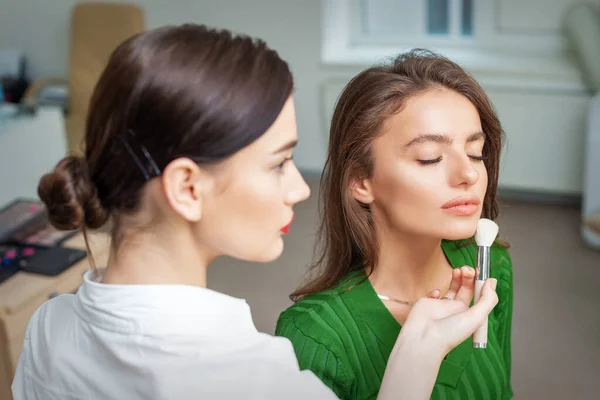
[102, 222, 213, 287]
[368, 224, 452, 301]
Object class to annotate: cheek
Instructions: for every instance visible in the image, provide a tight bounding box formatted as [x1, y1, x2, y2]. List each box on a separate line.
[373, 163, 443, 209]
[371, 164, 445, 234]
[201, 173, 285, 260]
[478, 164, 489, 196]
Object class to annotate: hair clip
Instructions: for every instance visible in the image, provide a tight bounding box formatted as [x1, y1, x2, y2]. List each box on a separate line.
[117, 130, 161, 181]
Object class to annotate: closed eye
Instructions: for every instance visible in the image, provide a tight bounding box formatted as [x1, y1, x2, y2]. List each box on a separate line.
[417, 157, 442, 165]
[469, 155, 488, 161]
[418, 154, 488, 165]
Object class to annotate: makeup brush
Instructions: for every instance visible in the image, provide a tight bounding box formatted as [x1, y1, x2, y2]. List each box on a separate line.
[473, 218, 499, 349]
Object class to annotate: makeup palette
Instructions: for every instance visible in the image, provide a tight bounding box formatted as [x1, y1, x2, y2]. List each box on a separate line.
[0, 199, 44, 243]
[0, 198, 85, 283]
[0, 243, 87, 282]
[0, 198, 77, 246]
[0, 244, 20, 284]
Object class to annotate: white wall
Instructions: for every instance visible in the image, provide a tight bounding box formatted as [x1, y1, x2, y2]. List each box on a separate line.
[0, 0, 592, 195]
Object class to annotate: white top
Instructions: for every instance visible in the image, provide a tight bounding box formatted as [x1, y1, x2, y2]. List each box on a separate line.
[12, 269, 338, 400]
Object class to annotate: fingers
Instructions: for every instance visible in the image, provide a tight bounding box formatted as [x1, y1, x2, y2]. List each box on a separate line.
[472, 278, 499, 313]
[411, 296, 468, 321]
[443, 268, 462, 300]
[426, 289, 441, 299]
[438, 278, 498, 348]
[455, 266, 476, 305]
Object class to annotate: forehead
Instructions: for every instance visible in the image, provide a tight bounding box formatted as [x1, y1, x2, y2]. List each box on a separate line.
[215, 96, 297, 168]
[381, 89, 481, 141]
[203, 96, 297, 189]
[252, 96, 297, 148]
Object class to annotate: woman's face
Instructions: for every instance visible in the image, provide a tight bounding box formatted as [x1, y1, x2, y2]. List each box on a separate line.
[352, 88, 488, 241]
[197, 96, 311, 262]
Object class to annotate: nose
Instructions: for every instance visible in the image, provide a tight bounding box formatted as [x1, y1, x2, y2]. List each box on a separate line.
[450, 154, 480, 188]
[285, 165, 311, 205]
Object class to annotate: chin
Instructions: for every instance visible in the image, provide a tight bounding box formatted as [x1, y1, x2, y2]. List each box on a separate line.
[439, 218, 479, 241]
[243, 238, 285, 263]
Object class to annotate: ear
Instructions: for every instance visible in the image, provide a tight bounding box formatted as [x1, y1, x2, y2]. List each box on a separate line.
[350, 175, 374, 205]
[161, 158, 209, 222]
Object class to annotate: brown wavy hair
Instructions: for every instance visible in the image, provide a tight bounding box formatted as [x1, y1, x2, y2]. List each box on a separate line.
[291, 49, 505, 301]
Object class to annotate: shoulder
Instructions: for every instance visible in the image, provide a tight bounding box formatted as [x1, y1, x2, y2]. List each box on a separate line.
[16, 294, 78, 379]
[277, 294, 348, 349]
[278, 272, 363, 329]
[21, 294, 79, 365]
[276, 286, 359, 397]
[26, 294, 78, 337]
[276, 271, 366, 353]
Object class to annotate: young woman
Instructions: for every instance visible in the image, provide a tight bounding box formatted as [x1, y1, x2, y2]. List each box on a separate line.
[277, 50, 514, 400]
[12, 28, 498, 400]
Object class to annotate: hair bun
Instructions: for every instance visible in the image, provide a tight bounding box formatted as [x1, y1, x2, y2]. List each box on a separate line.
[37, 156, 109, 231]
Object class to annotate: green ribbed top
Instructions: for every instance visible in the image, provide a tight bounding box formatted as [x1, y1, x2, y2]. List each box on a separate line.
[276, 239, 513, 400]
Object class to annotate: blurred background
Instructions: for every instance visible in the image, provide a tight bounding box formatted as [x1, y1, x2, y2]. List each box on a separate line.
[0, 1, 599, 399]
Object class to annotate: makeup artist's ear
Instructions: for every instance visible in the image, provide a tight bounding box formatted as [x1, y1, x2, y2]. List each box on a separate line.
[161, 158, 209, 222]
[350, 175, 375, 205]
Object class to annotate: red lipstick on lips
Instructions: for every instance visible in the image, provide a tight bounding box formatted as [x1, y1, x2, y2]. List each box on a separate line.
[281, 213, 294, 234]
[441, 195, 481, 216]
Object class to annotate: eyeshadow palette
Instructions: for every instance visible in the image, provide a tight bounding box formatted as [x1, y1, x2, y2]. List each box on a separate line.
[0, 199, 85, 283]
[0, 243, 87, 283]
[0, 244, 20, 284]
[0, 199, 44, 243]
[0, 198, 77, 246]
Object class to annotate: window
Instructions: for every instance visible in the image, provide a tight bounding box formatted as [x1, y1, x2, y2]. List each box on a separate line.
[322, 0, 585, 90]
[359, 0, 473, 40]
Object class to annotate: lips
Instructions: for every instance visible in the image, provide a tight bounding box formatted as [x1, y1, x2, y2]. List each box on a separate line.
[442, 195, 481, 216]
[281, 212, 294, 234]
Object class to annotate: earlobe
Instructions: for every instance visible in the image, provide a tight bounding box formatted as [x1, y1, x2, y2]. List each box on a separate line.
[350, 177, 374, 205]
[161, 158, 204, 222]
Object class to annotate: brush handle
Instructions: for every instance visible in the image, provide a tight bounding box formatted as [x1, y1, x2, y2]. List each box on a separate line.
[477, 246, 490, 280]
[473, 279, 488, 348]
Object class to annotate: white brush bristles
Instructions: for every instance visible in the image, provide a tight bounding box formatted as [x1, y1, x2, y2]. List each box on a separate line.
[475, 218, 499, 247]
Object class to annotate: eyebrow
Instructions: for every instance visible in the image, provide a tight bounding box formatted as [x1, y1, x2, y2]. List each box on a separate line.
[272, 139, 297, 154]
[404, 131, 484, 148]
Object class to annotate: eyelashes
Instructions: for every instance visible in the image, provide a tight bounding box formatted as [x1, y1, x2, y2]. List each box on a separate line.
[469, 155, 488, 161]
[274, 156, 293, 172]
[417, 155, 488, 165]
[418, 157, 443, 165]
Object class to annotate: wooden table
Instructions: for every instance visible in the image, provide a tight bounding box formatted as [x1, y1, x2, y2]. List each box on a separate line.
[0, 231, 111, 399]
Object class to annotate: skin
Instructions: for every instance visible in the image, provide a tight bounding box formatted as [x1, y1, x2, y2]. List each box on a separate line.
[351, 88, 488, 324]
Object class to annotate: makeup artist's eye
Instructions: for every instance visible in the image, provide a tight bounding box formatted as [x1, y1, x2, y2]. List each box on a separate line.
[274, 156, 293, 173]
[417, 157, 442, 165]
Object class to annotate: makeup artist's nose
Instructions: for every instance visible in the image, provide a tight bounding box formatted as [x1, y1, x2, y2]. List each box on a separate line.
[285, 164, 311, 205]
[450, 155, 480, 187]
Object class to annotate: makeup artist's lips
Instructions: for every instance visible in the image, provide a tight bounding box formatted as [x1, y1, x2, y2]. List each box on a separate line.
[441, 195, 481, 216]
[281, 213, 294, 234]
